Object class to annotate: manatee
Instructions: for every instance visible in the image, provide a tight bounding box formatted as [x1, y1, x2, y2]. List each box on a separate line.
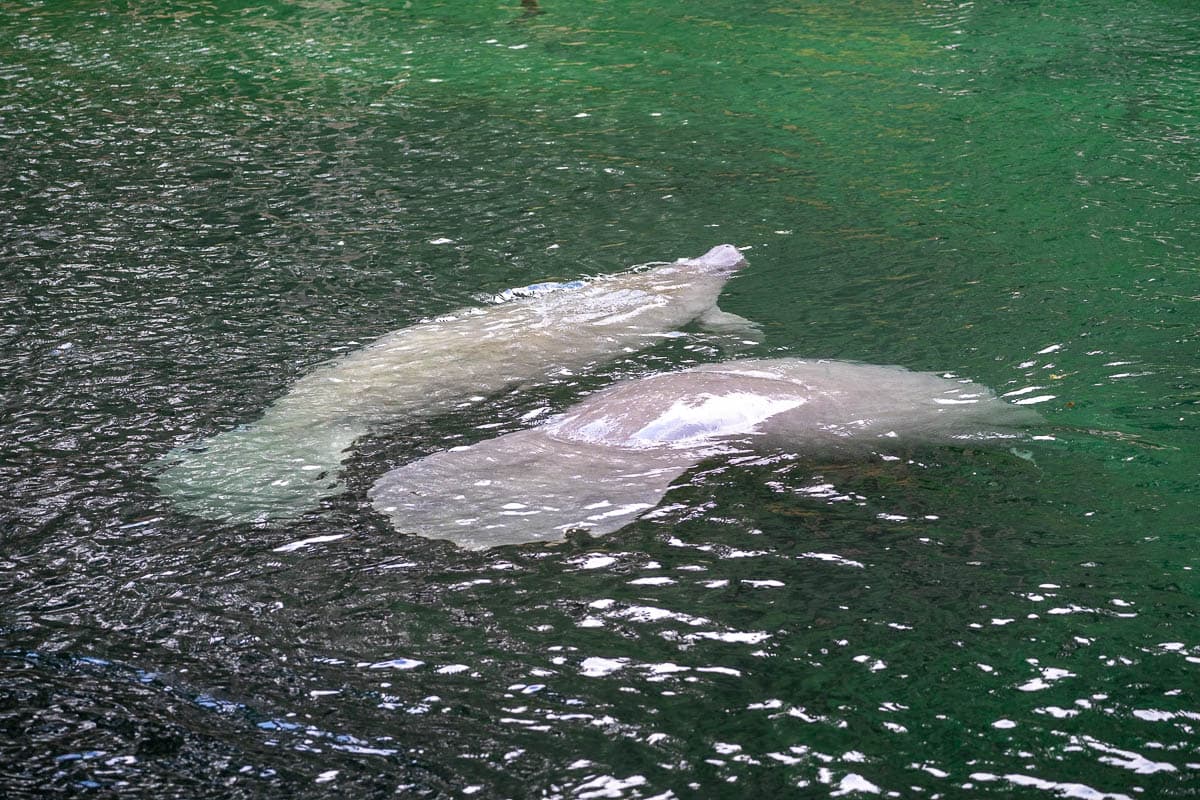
[156, 245, 756, 522]
[369, 358, 1041, 549]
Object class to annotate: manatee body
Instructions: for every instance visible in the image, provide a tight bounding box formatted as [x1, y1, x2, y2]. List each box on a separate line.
[156, 245, 755, 522]
[369, 358, 1040, 549]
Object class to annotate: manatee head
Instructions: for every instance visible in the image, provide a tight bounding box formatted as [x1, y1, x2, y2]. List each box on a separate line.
[676, 244, 747, 274]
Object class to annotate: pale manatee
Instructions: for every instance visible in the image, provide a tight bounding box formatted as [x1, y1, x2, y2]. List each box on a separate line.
[369, 358, 1041, 549]
[156, 245, 756, 522]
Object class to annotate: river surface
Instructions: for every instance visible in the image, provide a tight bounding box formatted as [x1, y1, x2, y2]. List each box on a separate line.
[2, 1, 1199, 797]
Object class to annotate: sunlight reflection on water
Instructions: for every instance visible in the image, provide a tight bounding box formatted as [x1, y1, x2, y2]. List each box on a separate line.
[3, 0, 1200, 796]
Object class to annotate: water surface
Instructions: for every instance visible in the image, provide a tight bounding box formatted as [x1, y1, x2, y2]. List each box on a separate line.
[2, 0, 1199, 797]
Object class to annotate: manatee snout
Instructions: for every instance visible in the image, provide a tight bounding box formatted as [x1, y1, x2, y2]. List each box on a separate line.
[684, 244, 747, 274]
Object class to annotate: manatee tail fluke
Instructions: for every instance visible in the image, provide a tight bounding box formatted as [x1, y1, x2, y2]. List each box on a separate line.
[155, 419, 368, 523]
[369, 430, 695, 550]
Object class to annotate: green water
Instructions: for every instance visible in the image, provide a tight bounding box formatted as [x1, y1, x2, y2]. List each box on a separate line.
[2, 0, 1198, 797]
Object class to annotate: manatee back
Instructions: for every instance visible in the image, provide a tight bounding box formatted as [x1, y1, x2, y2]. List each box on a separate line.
[546, 371, 807, 450]
[708, 358, 1041, 446]
[547, 357, 1039, 453]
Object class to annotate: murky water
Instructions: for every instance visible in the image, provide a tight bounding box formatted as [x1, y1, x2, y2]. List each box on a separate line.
[2, 1, 1198, 797]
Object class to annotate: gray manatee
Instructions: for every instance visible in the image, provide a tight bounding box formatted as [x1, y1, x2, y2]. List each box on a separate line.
[156, 245, 756, 522]
[369, 358, 1041, 549]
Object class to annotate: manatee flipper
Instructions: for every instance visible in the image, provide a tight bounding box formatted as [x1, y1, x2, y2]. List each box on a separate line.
[696, 307, 764, 342]
[155, 419, 367, 523]
[369, 430, 697, 550]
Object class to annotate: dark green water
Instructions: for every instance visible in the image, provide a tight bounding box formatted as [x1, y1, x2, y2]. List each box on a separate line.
[3, 0, 1199, 797]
